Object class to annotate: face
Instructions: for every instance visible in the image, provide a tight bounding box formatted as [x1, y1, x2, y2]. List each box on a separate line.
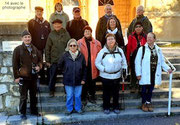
[53, 23, 62, 31]
[106, 36, 116, 48]
[84, 29, 92, 38]
[105, 6, 112, 15]
[136, 7, 144, 16]
[69, 42, 78, 53]
[73, 11, 81, 18]
[135, 25, 143, 34]
[56, 4, 62, 12]
[147, 33, 155, 45]
[22, 35, 31, 45]
[109, 19, 116, 29]
[35, 10, 43, 19]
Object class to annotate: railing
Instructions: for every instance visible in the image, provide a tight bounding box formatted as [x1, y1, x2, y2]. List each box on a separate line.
[165, 57, 176, 116]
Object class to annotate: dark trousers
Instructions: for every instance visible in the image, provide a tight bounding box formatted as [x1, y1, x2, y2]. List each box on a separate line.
[101, 77, 120, 110]
[19, 77, 37, 115]
[82, 79, 96, 100]
[49, 63, 58, 92]
[130, 56, 138, 88]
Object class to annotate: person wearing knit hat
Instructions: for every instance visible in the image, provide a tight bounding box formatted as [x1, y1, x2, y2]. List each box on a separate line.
[12, 30, 43, 120]
[126, 21, 147, 93]
[78, 26, 102, 105]
[49, 3, 69, 30]
[28, 5, 50, 85]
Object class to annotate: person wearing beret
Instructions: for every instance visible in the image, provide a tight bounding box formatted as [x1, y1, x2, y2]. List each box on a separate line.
[12, 30, 43, 120]
[66, 7, 88, 41]
[78, 26, 102, 105]
[49, 2, 69, 30]
[45, 19, 70, 97]
[28, 6, 51, 85]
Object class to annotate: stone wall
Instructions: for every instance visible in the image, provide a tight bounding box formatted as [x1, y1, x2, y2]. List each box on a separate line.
[0, 23, 26, 115]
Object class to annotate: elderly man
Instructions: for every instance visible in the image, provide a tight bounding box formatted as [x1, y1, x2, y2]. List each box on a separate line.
[28, 6, 51, 84]
[96, 4, 123, 46]
[66, 7, 88, 40]
[127, 5, 152, 37]
[12, 30, 43, 120]
[46, 19, 70, 97]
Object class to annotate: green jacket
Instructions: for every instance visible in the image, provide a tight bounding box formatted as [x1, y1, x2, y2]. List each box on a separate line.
[49, 11, 69, 30]
[127, 15, 152, 37]
[45, 28, 70, 64]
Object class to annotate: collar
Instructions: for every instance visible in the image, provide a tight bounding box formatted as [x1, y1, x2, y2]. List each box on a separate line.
[55, 10, 63, 15]
[107, 28, 118, 34]
[34, 16, 45, 24]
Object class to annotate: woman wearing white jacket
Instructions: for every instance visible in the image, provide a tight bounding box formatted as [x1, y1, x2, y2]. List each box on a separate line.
[95, 33, 127, 114]
[135, 32, 172, 112]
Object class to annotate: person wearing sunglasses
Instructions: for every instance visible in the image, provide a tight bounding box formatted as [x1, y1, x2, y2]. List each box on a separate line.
[58, 39, 87, 115]
[126, 22, 147, 93]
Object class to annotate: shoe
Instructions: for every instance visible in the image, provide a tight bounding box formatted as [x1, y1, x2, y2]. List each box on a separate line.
[20, 114, 27, 120]
[49, 91, 54, 97]
[147, 103, 154, 112]
[113, 109, 120, 114]
[141, 104, 148, 112]
[104, 109, 110, 114]
[77, 110, 84, 115]
[65, 110, 73, 116]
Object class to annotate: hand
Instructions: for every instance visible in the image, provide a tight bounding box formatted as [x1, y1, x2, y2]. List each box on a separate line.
[15, 78, 20, 83]
[81, 81, 85, 85]
[168, 69, 172, 74]
[137, 76, 141, 80]
[46, 62, 51, 68]
[35, 66, 40, 72]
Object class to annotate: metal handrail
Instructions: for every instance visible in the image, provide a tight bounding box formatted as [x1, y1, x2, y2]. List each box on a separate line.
[164, 57, 176, 116]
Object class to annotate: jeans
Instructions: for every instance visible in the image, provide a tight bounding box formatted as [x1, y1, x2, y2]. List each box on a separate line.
[141, 84, 155, 104]
[65, 85, 82, 112]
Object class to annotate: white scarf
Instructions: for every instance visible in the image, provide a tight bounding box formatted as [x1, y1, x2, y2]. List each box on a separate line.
[69, 50, 79, 61]
[107, 28, 118, 34]
[56, 10, 63, 15]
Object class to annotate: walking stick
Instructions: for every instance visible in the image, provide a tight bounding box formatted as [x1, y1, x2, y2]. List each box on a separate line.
[36, 74, 44, 125]
[121, 69, 126, 110]
[164, 57, 176, 116]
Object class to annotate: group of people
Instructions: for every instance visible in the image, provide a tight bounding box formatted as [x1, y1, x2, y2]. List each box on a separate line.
[12, 3, 172, 120]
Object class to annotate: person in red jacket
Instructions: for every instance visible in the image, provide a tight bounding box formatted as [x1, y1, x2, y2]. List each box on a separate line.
[78, 26, 102, 105]
[126, 22, 147, 93]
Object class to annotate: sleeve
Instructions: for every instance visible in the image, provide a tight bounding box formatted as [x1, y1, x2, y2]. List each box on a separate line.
[135, 47, 143, 77]
[159, 49, 170, 72]
[115, 16, 123, 36]
[45, 36, 52, 63]
[127, 20, 134, 37]
[95, 19, 101, 41]
[37, 49, 43, 69]
[95, 50, 105, 72]
[27, 20, 33, 35]
[49, 14, 54, 30]
[58, 53, 65, 69]
[126, 35, 132, 64]
[120, 48, 127, 70]
[143, 18, 152, 34]
[12, 47, 20, 79]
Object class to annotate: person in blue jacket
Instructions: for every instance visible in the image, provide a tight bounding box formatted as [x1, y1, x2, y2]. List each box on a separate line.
[58, 39, 87, 115]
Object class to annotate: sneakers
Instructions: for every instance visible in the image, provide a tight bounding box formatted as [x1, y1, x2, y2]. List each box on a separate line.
[147, 103, 154, 112]
[104, 109, 110, 114]
[141, 104, 148, 112]
[20, 114, 27, 120]
[113, 109, 120, 114]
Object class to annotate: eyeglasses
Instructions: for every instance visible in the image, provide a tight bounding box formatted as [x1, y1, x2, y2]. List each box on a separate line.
[135, 25, 142, 28]
[69, 45, 77, 47]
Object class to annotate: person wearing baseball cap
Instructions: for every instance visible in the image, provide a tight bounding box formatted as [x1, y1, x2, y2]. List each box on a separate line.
[28, 6, 51, 85]
[12, 30, 43, 119]
[45, 18, 70, 97]
[66, 7, 88, 40]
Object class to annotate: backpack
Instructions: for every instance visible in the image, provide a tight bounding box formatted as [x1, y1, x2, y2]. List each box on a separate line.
[102, 48, 122, 59]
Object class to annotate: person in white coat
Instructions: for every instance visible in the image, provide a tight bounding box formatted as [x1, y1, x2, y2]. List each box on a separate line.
[95, 33, 127, 114]
[135, 32, 172, 112]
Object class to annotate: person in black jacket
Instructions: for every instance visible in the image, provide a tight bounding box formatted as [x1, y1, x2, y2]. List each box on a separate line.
[102, 17, 124, 48]
[28, 6, 51, 84]
[66, 7, 88, 40]
[58, 39, 87, 115]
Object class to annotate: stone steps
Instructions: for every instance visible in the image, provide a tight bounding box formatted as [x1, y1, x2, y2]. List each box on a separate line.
[4, 107, 180, 125]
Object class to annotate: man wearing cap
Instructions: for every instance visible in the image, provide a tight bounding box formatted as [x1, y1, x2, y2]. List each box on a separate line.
[28, 6, 51, 84]
[95, 4, 123, 45]
[12, 30, 43, 120]
[45, 19, 70, 97]
[66, 7, 88, 41]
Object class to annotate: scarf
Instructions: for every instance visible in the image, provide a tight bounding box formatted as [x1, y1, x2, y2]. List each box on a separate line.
[35, 16, 45, 24]
[56, 10, 63, 15]
[107, 28, 118, 34]
[69, 50, 79, 61]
